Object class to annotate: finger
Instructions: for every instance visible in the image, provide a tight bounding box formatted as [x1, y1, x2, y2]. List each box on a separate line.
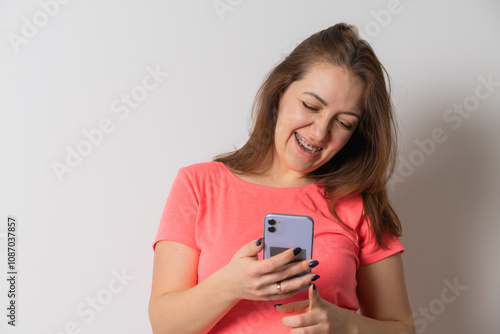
[274, 300, 309, 314]
[289, 324, 322, 333]
[265, 260, 318, 285]
[308, 283, 321, 311]
[258, 246, 304, 274]
[266, 290, 299, 300]
[264, 273, 316, 298]
[282, 311, 318, 328]
[233, 238, 264, 259]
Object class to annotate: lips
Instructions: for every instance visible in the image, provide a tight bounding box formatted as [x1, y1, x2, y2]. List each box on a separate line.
[294, 132, 323, 154]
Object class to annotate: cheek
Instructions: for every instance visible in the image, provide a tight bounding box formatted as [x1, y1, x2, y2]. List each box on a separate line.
[275, 114, 308, 145]
[331, 131, 355, 149]
[281, 103, 310, 125]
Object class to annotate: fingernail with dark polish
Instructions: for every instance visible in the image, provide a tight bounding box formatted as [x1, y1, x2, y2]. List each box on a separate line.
[311, 275, 320, 282]
[274, 304, 282, 308]
[293, 247, 302, 256]
[256, 238, 262, 246]
[309, 260, 319, 268]
[312, 283, 317, 290]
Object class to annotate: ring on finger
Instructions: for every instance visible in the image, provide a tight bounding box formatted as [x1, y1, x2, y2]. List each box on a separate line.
[276, 281, 282, 294]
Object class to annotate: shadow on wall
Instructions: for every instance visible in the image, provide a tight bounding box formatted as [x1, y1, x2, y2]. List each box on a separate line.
[391, 98, 498, 333]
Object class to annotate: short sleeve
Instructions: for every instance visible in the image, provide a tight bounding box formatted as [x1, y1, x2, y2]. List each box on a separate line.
[153, 168, 200, 252]
[357, 216, 404, 266]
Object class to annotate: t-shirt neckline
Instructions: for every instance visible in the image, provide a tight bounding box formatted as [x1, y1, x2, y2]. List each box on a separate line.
[216, 161, 319, 191]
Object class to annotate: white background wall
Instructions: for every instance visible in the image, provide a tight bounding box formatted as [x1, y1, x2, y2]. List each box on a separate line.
[1, 1, 499, 333]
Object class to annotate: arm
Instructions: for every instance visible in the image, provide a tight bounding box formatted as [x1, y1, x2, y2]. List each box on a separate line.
[354, 252, 415, 333]
[149, 239, 320, 334]
[148, 241, 237, 334]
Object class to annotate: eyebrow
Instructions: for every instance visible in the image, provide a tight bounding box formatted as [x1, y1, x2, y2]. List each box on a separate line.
[304, 92, 328, 106]
[303, 92, 361, 119]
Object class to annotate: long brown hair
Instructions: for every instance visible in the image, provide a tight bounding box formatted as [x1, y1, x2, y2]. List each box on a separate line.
[214, 23, 401, 247]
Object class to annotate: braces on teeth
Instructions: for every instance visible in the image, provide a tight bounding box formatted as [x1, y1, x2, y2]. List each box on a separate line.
[295, 132, 322, 153]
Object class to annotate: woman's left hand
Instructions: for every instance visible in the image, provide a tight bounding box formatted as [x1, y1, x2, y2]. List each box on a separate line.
[275, 284, 357, 333]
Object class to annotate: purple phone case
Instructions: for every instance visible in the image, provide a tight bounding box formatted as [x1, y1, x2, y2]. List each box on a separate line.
[263, 213, 314, 290]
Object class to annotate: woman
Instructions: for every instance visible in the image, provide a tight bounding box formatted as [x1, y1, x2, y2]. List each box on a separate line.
[149, 23, 415, 333]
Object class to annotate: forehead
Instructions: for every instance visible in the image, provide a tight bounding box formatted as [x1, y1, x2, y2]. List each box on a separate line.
[290, 63, 365, 113]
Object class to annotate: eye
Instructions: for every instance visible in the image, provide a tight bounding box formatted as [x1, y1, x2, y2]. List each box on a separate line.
[302, 102, 319, 112]
[337, 119, 353, 130]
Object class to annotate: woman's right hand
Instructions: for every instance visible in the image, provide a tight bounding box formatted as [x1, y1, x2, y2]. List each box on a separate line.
[220, 238, 320, 302]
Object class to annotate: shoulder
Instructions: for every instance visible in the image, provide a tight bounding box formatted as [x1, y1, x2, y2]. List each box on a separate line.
[175, 161, 227, 191]
[177, 161, 225, 179]
[333, 193, 364, 222]
[335, 193, 403, 255]
[331, 193, 375, 235]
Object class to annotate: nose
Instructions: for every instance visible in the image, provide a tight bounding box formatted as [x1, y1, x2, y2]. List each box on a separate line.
[309, 116, 331, 143]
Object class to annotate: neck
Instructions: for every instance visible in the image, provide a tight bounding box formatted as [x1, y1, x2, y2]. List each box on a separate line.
[239, 150, 315, 187]
[264, 165, 314, 188]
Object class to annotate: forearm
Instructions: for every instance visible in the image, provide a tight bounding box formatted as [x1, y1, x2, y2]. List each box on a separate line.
[149, 267, 238, 334]
[351, 312, 415, 334]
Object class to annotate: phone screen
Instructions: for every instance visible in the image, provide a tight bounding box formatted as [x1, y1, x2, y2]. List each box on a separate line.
[270, 246, 307, 262]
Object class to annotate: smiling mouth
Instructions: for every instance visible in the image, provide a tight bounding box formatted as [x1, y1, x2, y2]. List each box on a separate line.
[295, 132, 323, 154]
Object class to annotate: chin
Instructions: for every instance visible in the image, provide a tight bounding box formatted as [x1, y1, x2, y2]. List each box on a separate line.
[287, 162, 320, 175]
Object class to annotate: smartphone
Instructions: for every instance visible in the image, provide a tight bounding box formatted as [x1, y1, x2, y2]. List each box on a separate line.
[263, 213, 314, 290]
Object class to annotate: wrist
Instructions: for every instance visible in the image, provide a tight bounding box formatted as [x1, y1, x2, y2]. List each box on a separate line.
[343, 308, 361, 334]
[210, 263, 242, 305]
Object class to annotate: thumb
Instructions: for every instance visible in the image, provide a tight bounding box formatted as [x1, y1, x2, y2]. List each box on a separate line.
[234, 238, 264, 259]
[308, 283, 322, 311]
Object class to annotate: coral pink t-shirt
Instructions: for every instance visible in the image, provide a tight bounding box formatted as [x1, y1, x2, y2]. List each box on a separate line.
[153, 161, 404, 333]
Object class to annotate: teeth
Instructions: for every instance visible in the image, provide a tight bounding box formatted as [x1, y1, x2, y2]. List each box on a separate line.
[295, 132, 323, 153]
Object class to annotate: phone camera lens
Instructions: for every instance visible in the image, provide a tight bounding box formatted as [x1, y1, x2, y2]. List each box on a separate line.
[268, 226, 276, 233]
[268, 219, 276, 226]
